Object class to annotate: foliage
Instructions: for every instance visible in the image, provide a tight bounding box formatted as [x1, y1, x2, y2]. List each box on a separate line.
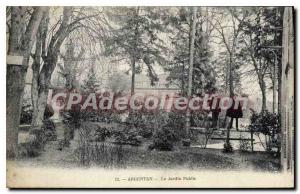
[223, 142, 233, 153]
[90, 143, 127, 168]
[82, 66, 99, 93]
[18, 141, 41, 158]
[165, 111, 186, 139]
[107, 72, 130, 93]
[149, 128, 178, 151]
[127, 110, 169, 137]
[239, 136, 252, 152]
[248, 111, 280, 152]
[62, 107, 81, 142]
[113, 127, 143, 146]
[20, 103, 33, 125]
[104, 7, 168, 85]
[94, 126, 111, 142]
[237, 7, 283, 110]
[41, 119, 57, 141]
[164, 7, 217, 95]
[249, 111, 280, 135]
[104, 110, 184, 148]
[191, 127, 216, 148]
[74, 122, 94, 166]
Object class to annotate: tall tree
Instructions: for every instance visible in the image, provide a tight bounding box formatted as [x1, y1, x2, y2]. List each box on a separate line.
[185, 7, 197, 139]
[57, 39, 85, 90]
[164, 7, 217, 96]
[31, 7, 101, 128]
[104, 7, 167, 95]
[209, 8, 246, 97]
[237, 7, 283, 112]
[6, 6, 48, 158]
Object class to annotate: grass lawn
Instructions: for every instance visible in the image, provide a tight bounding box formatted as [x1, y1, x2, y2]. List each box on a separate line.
[14, 121, 280, 172]
[13, 138, 280, 172]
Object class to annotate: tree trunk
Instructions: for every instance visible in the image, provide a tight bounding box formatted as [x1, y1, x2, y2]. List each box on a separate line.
[272, 57, 277, 113]
[31, 34, 42, 126]
[259, 80, 267, 112]
[31, 61, 40, 126]
[6, 7, 46, 158]
[185, 7, 197, 140]
[130, 7, 140, 96]
[130, 57, 135, 96]
[31, 10, 49, 126]
[31, 58, 56, 128]
[6, 63, 27, 158]
[33, 89, 49, 127]
[228, 53, 234, 97]
[31, 7, 72, 129]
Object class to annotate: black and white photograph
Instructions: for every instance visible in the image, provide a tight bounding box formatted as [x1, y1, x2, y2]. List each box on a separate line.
[4, 4, 295, 188]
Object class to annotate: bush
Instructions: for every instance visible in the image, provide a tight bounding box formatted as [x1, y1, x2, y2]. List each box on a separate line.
[95, 126, 111, 142]
[223, 142, 233, 153]
[22, 128, 47, 157]
[249, 111, 280, 135]
[75, 123, 93, 166]
[191, 127, 216, 148]
[97, 111, 122, 123]
[166, 112, 185, 140]
[41, 119, 57, 141]
[239, 137, 251, 152]
[126, 110, 169, 138]
[113, 127, 143, 146]
[149, 128, 177, 151]
[248, 111, 280, 153]
[18, 141, 41, 157]
[182, 138, 191, 147]
[62, 106, 83, 148]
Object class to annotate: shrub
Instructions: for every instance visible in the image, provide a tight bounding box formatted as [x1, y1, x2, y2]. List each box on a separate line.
[113, 127, 143, 146]
[223, 142, 233, 153]
[126, 110, 166, 134]
[87, 143, 127, 168]
[96, 111, 122, 123]
[62, 106, 83, 149]
[182, 138, 191, 147]
[18, 141, 41, 157]
[248, 111, 280, 153]
[94, 126, 111, 142]
[124, 110, 170, 139]
[191, 127, 216, 148]
[21, 128, 47, 157]
[239, 136, 251, 152]
[166, 112, 185, 140]
[249, 111, 280, 135]
[149, 128, 177, 151]
[74, 123, 93, 166]
[41, 119, 57, 141]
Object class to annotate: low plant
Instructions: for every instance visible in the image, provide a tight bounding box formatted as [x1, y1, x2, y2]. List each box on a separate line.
[223, 142, 233, 153]
[248, 111, 280, 153]
[149, 128, 178, 151]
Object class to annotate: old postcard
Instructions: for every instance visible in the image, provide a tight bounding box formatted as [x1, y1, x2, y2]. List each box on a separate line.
[6, 6, 294, 188]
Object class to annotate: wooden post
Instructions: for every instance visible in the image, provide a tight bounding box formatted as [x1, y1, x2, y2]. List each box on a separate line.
[250, 128, 254, 152]
[226, 127, 231, 146]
